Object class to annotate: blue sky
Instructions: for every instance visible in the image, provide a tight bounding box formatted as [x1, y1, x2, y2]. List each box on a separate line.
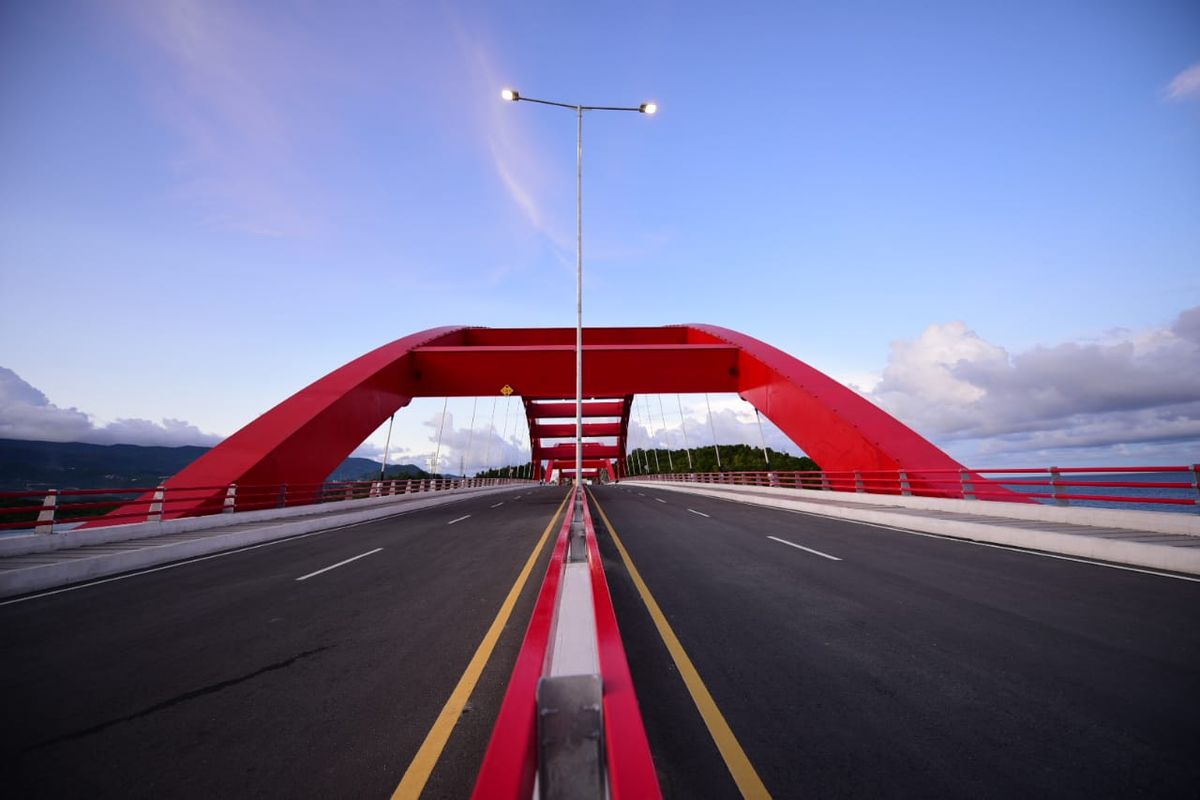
[1, 0, 1198, 472]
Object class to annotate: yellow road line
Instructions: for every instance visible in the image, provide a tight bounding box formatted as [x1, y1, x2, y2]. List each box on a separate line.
[589, 491, 773, 799]
[391, 490, 570, 799]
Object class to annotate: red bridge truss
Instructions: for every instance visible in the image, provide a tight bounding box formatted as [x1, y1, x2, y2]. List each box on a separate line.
[143, 324, 982, 517]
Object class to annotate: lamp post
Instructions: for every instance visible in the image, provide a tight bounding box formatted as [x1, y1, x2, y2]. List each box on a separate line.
[500, 88, 656, 487]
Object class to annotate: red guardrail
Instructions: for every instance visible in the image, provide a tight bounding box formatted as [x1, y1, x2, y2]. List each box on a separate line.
[472, 487, 661, 798]
[581, 491, 660, 798]
[0, 476, 531, 534]
[633, 465, 1200, 512]
[473, 488, 576, 797]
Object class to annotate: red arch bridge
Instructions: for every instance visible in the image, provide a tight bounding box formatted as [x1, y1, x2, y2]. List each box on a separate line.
[2, 324, 1197, 799]
[140, 323, 1001, 515]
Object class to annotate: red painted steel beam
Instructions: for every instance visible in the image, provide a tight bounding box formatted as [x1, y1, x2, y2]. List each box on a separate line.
[105, 326, 466, 520]
[95, 324, 1005, 525]
[540, 443, 622, 460]
[526, 400, 626, 419]
[461, 326, 686, 347]
[534, 422, 622, 439]
[581, 496, 661, 796]
[685, 324, 1022, 499]
[472, 492, 576, 797]
[407, 344, 739, 397]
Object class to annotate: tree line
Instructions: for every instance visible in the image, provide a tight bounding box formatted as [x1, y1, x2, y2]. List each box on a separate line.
[470, 445, 818, 479]
[627, 444, 818, 474]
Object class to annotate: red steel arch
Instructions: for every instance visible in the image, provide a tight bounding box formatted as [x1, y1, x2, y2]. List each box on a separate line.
[139, 324, 983, 517]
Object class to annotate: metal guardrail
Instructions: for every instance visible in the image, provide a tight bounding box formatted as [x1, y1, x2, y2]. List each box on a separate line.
[472, 486, 659, 799]
[0, 477, 532, 534]
[635, 465, 1200, 512]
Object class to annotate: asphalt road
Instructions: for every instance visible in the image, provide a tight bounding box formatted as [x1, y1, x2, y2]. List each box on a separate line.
[0, 485, 571, 799]
[589, 484, 1200, 799]
[5, 481, 1197, 799]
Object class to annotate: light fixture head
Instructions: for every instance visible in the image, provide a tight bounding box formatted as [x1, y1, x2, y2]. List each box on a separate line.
[501, 88, 519, 102]
[640, 102, 658, 115]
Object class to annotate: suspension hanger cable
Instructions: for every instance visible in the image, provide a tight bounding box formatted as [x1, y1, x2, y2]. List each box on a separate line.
[754, 407, 770, 468]
[499, 394, 514, 477]
[379, 412, 395, 482]
[633, 400, 643, 474]
[628, 400, 641, 475]
[462, 396, 478, 478]
[637, 398, 650, 474]
[705, 393, 722, 470]
[482, 395, 499, 474]
[638, 396, 661, 473]
[526, 409, 534, 480]
[676, 395, 694, 471]
[656, 394, 675, 472]
[432, 397, 449, 477]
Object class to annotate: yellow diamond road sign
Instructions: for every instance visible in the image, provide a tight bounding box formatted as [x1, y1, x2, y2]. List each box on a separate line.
[500, 384, 514, 396]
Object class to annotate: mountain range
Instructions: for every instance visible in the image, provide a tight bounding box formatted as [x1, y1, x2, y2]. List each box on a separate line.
[0, 438, 429, 492]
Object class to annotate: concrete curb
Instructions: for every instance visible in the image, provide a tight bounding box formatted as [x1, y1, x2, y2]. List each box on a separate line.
[627, 481, 1200, 534]
[628, 482, 1200, 576]
[0, 485, 524, 600]
[0, 485, 523, 558]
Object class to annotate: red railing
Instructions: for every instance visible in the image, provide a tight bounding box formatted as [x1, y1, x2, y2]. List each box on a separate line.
[0, 476, 531, 534]
[633, 465, 1200, 512]
[472, 487, 659, 798]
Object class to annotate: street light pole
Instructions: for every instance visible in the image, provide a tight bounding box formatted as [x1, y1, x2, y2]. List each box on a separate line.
[576, 104, 583, 492]
[501, 88, 656, 488]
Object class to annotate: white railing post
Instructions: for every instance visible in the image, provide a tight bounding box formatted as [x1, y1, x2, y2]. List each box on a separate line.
[820, 472, 831, 492]
[1049, 467, 1067, 506]
[223, 483, 237, 513]
[1190, 464, 1199, 508]
[35, 489, 58, 534]
[370, 481, 381, 498]
[960, 470, 976, 501]
[278, 484, 288, 508]
[854, 471, 865, 493]
[344, 484, 354, 501]
[147, 485, 165, 523]
[898, 470, 912, 497]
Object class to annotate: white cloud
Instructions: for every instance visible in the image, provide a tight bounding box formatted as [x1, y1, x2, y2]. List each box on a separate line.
[627, 395, 802, 458]
[1165, 62, 1200, 102]
[0, 367, 221, 447]
[118, 0, 337, 237]
[366, 406, 535, 476]
[867, 307, 1200, 464]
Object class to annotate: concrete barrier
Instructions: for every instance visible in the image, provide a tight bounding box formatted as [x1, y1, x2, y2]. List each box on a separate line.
[0, 484, 528, 600]
[625, 481, 1200, 576]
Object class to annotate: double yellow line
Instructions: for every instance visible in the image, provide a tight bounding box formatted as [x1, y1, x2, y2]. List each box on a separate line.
[390, 490, 570, 799]
[392, 488, 769, 798]
[590, 490, 772, 799]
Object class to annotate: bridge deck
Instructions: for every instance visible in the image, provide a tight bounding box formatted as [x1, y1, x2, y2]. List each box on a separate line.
[673, 484, 1200, 547]
[1, 484, 1197, 797]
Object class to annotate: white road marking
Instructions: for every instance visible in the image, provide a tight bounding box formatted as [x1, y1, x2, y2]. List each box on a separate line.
[448, 515, 471, 525]
[490, 502, 505, 508]
[687, 508, 710, 518]
[295, 548, 382, 581]
[752, 502, 1200, 584]
[768, 536, 841, 561]
[655, 498, 666, 504]
[0, 508, 433, 607]
[637, 492, 646, 497]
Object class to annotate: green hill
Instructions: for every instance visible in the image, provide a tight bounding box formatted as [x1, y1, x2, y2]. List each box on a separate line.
[0, 438, 422, 492]
[628, 444, 818, 474]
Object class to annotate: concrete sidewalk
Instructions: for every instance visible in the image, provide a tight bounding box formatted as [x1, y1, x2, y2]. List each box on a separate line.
[624, 480, 1200, 576]
[0, 484, 528, 600]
